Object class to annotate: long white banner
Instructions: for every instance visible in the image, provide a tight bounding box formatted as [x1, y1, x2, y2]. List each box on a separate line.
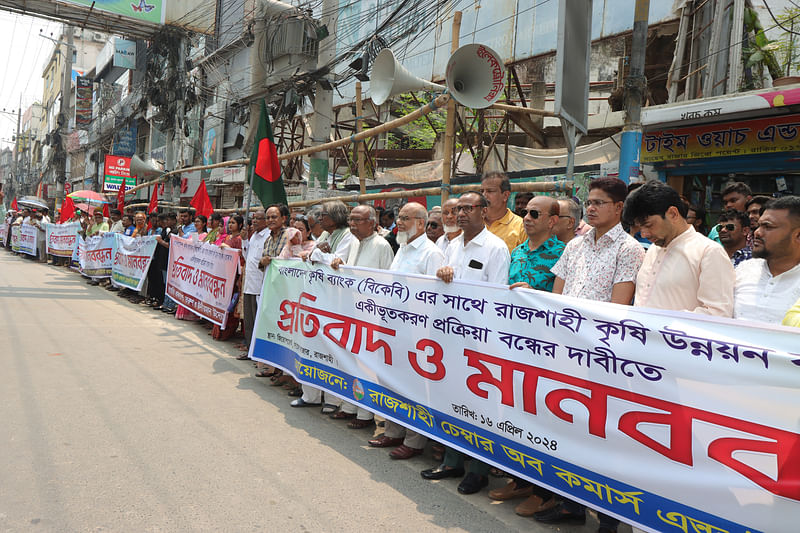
[17, 224, 38, 256]
[165, 236, 240, 326]
[45, 222, 81, 257]
[0, 222, 7, 244]
[251, 259, 800, 533]
[111, 234, 157, 291]
[81, 233, 115, 278]
[10, 225, 20, 252]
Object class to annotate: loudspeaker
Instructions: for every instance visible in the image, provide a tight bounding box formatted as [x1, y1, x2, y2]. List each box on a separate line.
[129, 155, 163, 180]
[370, 48, 446, 105]
[445, 44, 506, 109]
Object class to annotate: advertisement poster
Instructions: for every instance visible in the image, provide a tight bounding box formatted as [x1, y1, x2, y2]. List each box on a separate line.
[103, 155, 134, 192]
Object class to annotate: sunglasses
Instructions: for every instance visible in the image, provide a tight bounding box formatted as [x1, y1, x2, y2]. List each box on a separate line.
[455, 204, 482, 213]
[716, 223, 736, 232]
[519, 209, 542, 219]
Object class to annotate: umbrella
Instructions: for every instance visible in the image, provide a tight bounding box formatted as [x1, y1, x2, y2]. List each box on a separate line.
[68, 190, 110, 205]
[17, 195, 48, 210]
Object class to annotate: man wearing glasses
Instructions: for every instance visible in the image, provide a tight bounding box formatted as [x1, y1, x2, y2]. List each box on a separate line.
[425, 209, 444, 243]
[716, 209, 752, 266]
[480, 171, 526, 252]
[422, 192, 509, 496]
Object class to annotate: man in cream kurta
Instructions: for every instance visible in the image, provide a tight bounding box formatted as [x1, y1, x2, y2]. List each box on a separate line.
[328, 205, 394, 427]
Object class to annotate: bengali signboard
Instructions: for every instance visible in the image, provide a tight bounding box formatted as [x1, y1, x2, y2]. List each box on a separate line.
[641, 114, 800, 163]
[103, 155, 134, 193]
[75, 76, 93, 129]
[45, 222, 81, 257]
[165, 236, 240, 326]
[111, 234, 157, 291]
[250, 259, 800, 533]
[82, 233, 115, 278]
[17, 224, 38, 256]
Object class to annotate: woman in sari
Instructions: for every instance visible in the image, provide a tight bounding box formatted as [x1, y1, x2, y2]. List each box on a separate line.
[213, 215, 245, 340]
[204, 213, 224, 244]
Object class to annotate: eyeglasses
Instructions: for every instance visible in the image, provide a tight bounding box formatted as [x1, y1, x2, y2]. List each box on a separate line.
[348, 216, 369, 223]
[519, 209, 541, 219]
[265, 215, 280, 220]
[584, 199, 614, 208]
[426, 222, 440, 228]
[398, 215, 423, 222]
[455, 204, 482, 213]
[716, 223, 736, 232]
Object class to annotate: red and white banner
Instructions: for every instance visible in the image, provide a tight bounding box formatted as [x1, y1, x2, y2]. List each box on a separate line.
[81, 233, 115, 278]
[165, 236, 240, 326]
[17, 224, 38, 256]
[0, 222, 7, 244]
[45, 222, 81, 257]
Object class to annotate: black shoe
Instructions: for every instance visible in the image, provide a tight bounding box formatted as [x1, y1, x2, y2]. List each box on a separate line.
[533, 502, 586, 525]
[598, 528, 617, 533]
[420, 465, 465, 480]
[457, 472, 488, 494]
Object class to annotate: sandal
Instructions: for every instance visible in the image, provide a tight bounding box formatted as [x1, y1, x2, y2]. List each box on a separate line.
[288, 387, 303, 397]
[255, 369, 275, 378]
[270, 374, 291, 387]
[321, 403, 338, 415]
[329, 410, 356, 420]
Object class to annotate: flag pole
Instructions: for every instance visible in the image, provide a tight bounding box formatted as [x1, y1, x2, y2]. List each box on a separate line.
[242, 164, 255, 219]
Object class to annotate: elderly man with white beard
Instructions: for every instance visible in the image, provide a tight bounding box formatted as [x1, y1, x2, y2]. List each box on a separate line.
[366, 201, 445, 459]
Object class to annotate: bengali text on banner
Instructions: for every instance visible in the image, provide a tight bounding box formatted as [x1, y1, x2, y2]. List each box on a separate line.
[10, 225, 20, 252]
[111, 234, 157, 291]
[165, 236, 240, 326]
[17, 224, 38, 256]
[45, 222, 81, 257]
[0, 222, 8, 244]
[250, 259, 800, 533]
[81, 233, 115, 278]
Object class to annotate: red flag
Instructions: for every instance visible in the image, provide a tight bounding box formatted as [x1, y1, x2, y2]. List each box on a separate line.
[190, 180, 213, 218]
[147, 184, 159, 214]
[117, 178, 126, 212]
[11, 197, 17, 210]
[102, 203, 110, 217]
[59, 197, 75, 223]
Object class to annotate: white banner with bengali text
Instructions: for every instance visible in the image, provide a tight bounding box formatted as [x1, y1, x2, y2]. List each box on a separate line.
[45, 222, 81, 257]
[81, 233, 115, 278]
[165, 236, 240, 326]
[251, 259, 800, 533]
[18, 224, 38, 256]
[71, 235, 85, 271]
[10, 225, 20, 252]
[111, 234, 157, 291]
[0, 222, 7, 244]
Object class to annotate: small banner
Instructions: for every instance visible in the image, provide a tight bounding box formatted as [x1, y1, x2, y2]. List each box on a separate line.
[18, 225, 38, 256]
[111, 234, 157, 291]
[0, 222, 8, 244]
[71, 235, 85, 271]
[165, 236, 240, 326]
[45, 222, 81, 257]
[10, 226, 20, 252]
[251, 259, 800, 533]
[82, 233, 115, 278]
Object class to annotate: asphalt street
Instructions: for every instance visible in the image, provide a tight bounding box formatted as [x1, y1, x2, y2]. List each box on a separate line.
[0, 251, 625, 533]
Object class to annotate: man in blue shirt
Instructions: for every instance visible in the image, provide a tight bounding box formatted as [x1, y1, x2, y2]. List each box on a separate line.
[508, 195, 565, 291]
[179, 209, 197, 237]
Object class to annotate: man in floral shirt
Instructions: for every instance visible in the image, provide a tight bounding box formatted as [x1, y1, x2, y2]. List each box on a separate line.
[508, 195, 565, 291]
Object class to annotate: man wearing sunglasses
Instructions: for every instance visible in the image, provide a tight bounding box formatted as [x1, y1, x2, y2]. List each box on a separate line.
[716, 209, 752, 266]
[425, 209, 444, 243]
[508, 196, 565, 292]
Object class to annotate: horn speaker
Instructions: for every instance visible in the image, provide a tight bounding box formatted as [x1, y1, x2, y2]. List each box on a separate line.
[129, 155, 163, 180]
[370, 48, 445, 105]
[445, 44, 506, 109]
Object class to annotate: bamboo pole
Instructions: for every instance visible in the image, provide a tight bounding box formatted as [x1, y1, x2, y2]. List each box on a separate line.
[440, 11, 462, 204]
[124, 94, 451, 198]
[490, 103, 558, 117]
[356, 81, 366, 194]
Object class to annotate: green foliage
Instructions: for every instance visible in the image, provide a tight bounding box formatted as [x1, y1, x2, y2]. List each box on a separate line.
[386, 92, 446, 150]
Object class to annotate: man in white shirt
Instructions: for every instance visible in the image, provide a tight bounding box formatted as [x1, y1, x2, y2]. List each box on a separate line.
[734, 196, 800, 324]
[109, 209, 124, 233]
[422, 192, 509, 496]
[328, 205, 394, 428]
[366, 201, 444, 459]
[240, 210, 270, 359]
[435, 197, 461, 252]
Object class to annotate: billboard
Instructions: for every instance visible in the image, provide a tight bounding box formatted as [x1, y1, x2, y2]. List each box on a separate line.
[65, 0, 165, 25]
[75, 76, 93, 130]
[103, 155, 134, 192]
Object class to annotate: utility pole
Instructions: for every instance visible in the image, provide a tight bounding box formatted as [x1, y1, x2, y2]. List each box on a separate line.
[309, 0, 338, 191]
[166, 35, 186, 204]
[59, 25, 74, 194]
[618, 0, 649, 183]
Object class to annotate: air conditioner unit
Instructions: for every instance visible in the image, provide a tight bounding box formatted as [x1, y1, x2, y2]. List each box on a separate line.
[265, 18, 318, 58]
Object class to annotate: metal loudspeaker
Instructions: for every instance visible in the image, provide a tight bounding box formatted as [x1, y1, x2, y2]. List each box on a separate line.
[129, 155, 163, 180]
[370, 48, 445, 105]
[445, 44, 506, 109]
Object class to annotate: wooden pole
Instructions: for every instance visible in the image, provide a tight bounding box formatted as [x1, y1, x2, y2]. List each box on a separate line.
[356, 81, 366, 194]
[441, 11, 462, 204]
[490, 103, 558, 117]
[124, 94, 451, 198]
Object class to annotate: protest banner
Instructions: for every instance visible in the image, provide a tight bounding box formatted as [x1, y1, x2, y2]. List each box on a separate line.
[251, 259, 800, 533]
[45, 222, 81, 257]
[81, 233, 115, 278]
[18, 224, 38, 256]
[71, 235, 84, 271]
[111, 234, 157, 291]
[0, 222, 7, 244]
[10, 225, 20, 252]
[165, 236, 240, 326]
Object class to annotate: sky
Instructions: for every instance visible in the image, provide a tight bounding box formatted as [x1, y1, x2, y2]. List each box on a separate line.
[0, 10, 61, 151]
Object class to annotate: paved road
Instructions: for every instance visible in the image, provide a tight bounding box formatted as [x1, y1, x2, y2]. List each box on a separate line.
[0, 251, 620, 533]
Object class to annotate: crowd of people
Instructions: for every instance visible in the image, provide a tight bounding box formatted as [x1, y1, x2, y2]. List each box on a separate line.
[2, 173, 799, 533]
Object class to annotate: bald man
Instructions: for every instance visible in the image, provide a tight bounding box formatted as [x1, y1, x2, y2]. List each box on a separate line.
[435, 197, 462, 252]
[508, 196, 566, 292]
